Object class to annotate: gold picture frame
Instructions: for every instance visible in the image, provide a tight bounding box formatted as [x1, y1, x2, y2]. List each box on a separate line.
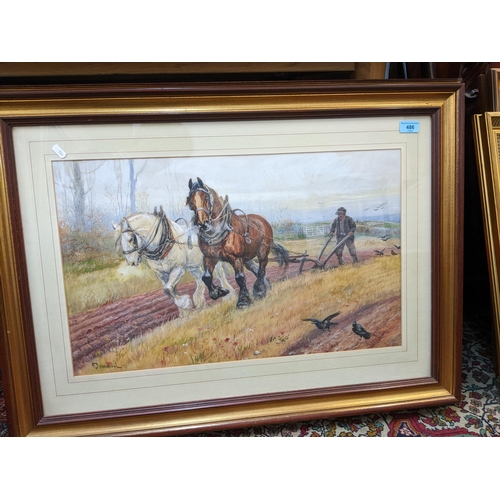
[473, 112, 500, 372]
[0, 80, 464, 436]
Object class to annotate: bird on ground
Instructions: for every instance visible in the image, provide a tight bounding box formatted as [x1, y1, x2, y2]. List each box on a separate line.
[394, 244, 401, 249]
[373, 248, 386, 256]
[391, 250, 398, 255]
[352, 321, 371, 339]
[302, 312, 341, 331]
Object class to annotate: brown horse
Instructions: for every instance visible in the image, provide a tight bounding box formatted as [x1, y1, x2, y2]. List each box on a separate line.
[186, 177, 289, 308]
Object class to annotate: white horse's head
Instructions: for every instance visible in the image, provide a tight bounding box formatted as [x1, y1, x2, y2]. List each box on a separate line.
[113, 210, 174, 267]
[113, 215, 145, 267]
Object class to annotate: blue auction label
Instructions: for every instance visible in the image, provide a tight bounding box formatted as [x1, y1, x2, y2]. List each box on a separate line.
[400, 121, 420, 133]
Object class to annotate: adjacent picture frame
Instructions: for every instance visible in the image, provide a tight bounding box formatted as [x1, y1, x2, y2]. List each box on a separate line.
[473, 112, 500, 373]
[479, 68, 500, 113]
[0, 81, 464, 436]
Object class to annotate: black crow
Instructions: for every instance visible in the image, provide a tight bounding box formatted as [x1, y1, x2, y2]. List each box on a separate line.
[394, 244, 401, 249]
[302, 312, 340, 331]
[373, 248, 386, 256]
[352, 321, 371, 339]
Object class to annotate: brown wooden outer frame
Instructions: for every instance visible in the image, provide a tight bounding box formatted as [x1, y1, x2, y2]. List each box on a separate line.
[0, 62, 386, 82]
[479, 68, 500, 113]
[0, 80, 464, 436]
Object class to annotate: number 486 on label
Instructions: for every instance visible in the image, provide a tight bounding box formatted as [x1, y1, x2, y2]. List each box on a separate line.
[399, 121, 420, 133]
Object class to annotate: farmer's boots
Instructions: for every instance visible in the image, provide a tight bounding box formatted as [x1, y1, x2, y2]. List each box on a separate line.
[337, 253, 358, 265]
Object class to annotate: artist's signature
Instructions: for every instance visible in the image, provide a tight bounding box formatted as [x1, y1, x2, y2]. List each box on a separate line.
[92, 362, 122, 370]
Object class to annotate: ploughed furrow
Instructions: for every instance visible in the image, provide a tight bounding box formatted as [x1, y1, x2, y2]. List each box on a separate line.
[70, 287, 181, 369]
[68, 250, 377, 370]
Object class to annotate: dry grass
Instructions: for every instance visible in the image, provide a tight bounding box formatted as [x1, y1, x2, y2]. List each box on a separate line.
[64, 261, 162, 315]
[64, 232, 400, 316]
[76, 254, 401, 375]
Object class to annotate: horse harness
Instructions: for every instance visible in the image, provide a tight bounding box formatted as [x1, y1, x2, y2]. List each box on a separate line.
[121, 211, 176, 261]
[188, 182, 252, 246]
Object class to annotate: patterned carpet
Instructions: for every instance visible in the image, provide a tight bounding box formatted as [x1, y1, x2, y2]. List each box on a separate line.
[0, 373, 6, 438]
[1, 318, 499, 436]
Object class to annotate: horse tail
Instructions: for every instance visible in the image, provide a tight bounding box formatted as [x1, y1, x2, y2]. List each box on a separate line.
[271, 241, 290, 270]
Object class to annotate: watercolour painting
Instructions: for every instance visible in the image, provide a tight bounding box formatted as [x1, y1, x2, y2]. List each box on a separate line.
[54, 148, 402, 377]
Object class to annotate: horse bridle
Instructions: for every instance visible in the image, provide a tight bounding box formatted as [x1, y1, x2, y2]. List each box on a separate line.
[187, 183, 256, 245]
[188, 182, 238, 244]
[187, 184, 214, 224]
[120, 212, 174, 261]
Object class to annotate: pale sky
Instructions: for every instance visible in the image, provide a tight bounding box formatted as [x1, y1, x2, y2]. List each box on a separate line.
[53, 149, 401, 225]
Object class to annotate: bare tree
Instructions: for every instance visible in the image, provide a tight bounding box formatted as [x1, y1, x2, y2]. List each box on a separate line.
[113, 160, 125, 218]
[73, 162, 86, 230]
[54, 160, 103, 231]
[128, 159, 146, 213]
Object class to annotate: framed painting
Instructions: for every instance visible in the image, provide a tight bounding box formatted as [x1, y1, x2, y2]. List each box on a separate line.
[0, 80, 464, 436]
[473, 112, 500, 372]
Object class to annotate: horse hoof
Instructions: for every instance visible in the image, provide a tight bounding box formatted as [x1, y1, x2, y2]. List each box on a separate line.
[237, 296, 252, 308]
[209, 287, 230, 300]
[253, 281, 268, 300]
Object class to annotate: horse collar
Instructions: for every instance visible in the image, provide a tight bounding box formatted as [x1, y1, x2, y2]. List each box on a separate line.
[198, 199, 233, 246]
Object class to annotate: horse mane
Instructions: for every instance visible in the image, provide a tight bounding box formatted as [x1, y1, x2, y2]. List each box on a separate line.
[211, 187, 227, 211]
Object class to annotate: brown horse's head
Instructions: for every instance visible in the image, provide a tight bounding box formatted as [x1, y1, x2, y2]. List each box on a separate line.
[187, 177, 214, 229]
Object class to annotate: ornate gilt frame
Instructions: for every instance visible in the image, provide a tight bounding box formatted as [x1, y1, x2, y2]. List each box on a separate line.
[0, 81, 464, 436]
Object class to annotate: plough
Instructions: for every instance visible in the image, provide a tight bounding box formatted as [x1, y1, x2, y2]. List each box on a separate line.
[287, 234, 353, 273]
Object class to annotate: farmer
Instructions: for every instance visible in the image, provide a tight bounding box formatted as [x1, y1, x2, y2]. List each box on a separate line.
[329, 207, 359, 265]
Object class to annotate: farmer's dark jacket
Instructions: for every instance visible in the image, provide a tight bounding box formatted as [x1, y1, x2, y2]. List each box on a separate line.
[330, 216, 356, 241]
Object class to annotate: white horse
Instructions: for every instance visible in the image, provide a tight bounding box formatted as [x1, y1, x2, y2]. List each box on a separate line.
[113, 207, 235, 316]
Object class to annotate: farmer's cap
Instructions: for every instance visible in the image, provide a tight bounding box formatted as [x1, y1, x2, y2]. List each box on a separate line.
[336, 207, 347, 214]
